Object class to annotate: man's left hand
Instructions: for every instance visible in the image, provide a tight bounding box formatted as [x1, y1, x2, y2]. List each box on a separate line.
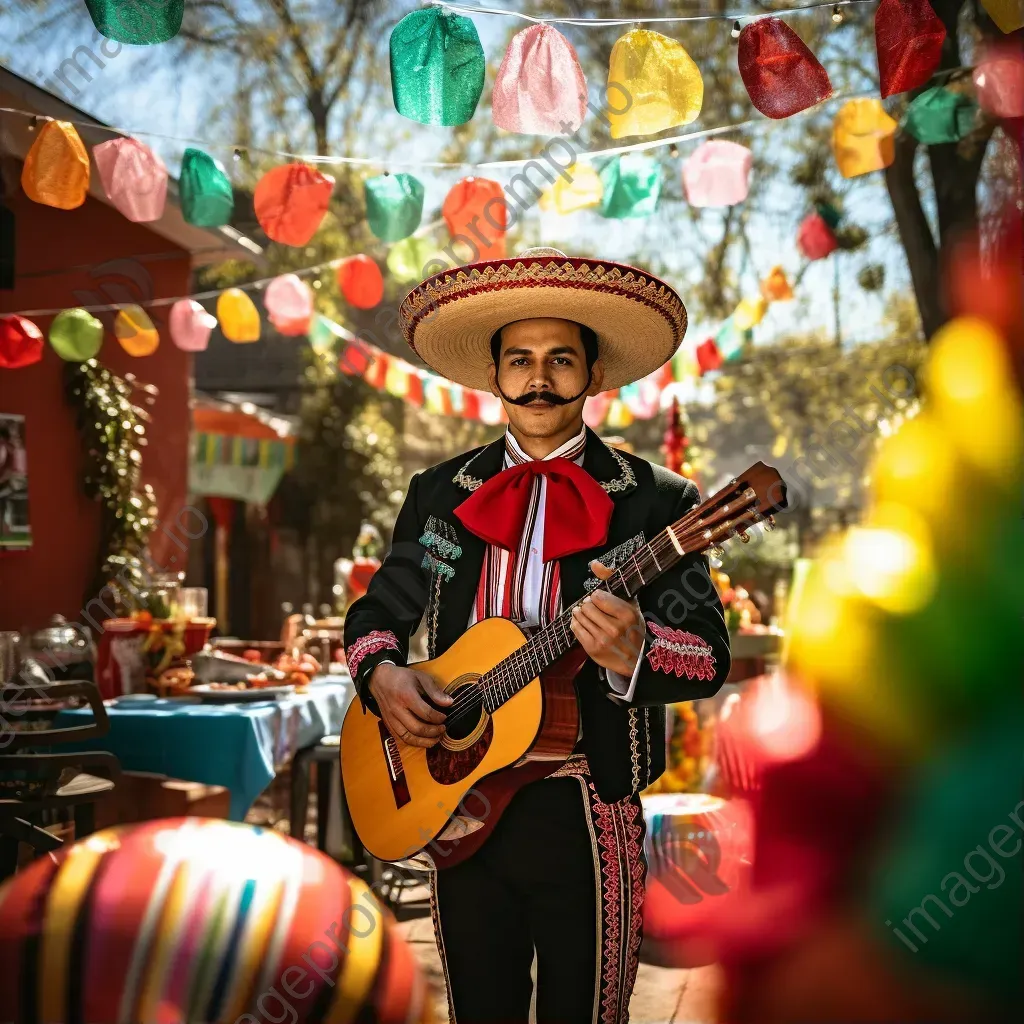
[570, 560, 645, 678]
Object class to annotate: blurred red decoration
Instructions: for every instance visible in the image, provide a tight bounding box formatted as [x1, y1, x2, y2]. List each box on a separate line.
[254, 163, 335, 246]
[797, 211, 839, 260]
[264, 273, 313, 336]
[442, 177, 507, 260]
[696, 338, 723, 374]
[642, 793, 755, 967]
[874, 0, 946, 98]
[948, 209, 1024, 379]
[738, 19, 832, 120]
[0, 315, 44, 369]
[661, 398, 687, 474]
[338, 340, 372, 377]
[973, 43, 1024, 119]
[364, 350, 389, 389]
[337, 254, 384, 309]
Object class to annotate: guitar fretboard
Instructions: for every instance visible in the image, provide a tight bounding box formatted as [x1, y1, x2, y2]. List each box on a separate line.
[479, 481, 763, 714]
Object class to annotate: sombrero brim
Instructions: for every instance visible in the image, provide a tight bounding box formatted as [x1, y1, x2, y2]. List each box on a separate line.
[399, 255, 687, 392]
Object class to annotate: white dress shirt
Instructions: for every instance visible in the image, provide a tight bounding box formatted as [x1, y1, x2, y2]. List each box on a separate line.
[501, 428, 644, 702]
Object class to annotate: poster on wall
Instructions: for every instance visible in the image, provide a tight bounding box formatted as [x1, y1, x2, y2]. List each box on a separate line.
[0, 414, 31, 550]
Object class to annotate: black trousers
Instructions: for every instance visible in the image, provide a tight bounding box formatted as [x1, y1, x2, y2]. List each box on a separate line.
[431, 767, 646, 1024]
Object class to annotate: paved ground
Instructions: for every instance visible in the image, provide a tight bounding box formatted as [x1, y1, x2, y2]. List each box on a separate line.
[396, 908, 721, 1024]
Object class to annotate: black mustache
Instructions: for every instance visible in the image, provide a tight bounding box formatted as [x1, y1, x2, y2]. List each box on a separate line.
[496, 370, 593, 408]
[506, 390, 576, 406]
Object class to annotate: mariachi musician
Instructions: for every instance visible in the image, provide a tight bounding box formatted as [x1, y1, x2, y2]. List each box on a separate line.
[344, 249, 731, 1023]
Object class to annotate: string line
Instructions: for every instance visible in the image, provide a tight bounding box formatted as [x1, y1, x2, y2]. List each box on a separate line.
[429, 0, 876, 27]
[0, 89, 871, 171]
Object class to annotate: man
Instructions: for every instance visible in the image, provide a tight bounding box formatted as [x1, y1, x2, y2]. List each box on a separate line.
[344, 249, 731, 1023]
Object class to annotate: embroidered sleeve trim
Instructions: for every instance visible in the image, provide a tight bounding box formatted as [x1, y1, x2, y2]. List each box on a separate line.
[346, 630, 401, 679]
[645, 621, 716, 681]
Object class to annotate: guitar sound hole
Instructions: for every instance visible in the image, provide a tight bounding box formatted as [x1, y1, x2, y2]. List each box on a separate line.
[444, 682, 483, 742]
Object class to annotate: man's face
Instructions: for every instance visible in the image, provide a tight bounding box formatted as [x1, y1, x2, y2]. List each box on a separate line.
[487, 318, 605, 440]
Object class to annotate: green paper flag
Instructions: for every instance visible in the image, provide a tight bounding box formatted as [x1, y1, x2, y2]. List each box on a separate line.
[599, 155, 661, 219]
[814, 200, 842, 230]
[904, 87, 978, 145]
[387, 236, 437, 283]
[364, 173, 425, 242]
[179, 148, 234, 228]
[84, 0, 184, 45]
[390, 8, 485, 126]
[49, 308, 103, 361]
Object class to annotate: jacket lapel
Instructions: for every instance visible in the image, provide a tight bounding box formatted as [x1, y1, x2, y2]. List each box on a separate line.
[437, 438, 507, 645]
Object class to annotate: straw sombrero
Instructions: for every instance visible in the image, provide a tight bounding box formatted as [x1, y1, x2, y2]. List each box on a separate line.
[399, 248, 687, 392]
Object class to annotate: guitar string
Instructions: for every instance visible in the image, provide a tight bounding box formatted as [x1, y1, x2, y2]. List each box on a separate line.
[430, 515, 743, 730]
[424, 488, 762, 726]
[430, 494, 758, 727]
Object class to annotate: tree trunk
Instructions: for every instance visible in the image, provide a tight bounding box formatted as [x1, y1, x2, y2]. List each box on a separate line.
[308, 91, 330, 156]
[882, 0, 996, 341]
[884, 132, 944, 337]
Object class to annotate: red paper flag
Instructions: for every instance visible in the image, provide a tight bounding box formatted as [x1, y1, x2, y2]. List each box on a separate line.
[442, 177, 507, 261]
[738, 19, 832, 120]
[337, 255, 384, 309]
[254, 163, 334, 246]
[696, 338, 723, 374]
[461, 390, 481, 420]
[364, 350, 389, 390]
[875, 0, 946, 99]
[0, 315, 44, 369]
[797, 211, 839, 260]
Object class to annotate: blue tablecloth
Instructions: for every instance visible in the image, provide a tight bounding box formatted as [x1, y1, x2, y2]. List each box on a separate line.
[53, 677, 355, 819]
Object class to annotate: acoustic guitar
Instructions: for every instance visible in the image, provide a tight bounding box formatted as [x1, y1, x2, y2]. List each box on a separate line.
[340, 462, 787, 868]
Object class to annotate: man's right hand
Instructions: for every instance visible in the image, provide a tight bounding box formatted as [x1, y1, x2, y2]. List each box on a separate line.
[368, 663, 453, 748]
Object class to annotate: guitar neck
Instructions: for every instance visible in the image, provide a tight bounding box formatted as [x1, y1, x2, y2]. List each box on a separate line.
[480, 478, 765, 714]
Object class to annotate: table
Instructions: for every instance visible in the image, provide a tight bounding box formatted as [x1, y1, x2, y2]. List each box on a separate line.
[53, 677, 355, 820]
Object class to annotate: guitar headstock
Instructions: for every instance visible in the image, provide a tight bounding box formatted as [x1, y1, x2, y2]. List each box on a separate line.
[672, 462, 788, 554]
[735, 461, 788, 516]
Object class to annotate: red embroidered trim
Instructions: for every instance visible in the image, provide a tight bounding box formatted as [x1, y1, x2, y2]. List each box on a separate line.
[554, 756, 646, 1024]
[646, 621, 716, 681]
[345, 630, 400, 678]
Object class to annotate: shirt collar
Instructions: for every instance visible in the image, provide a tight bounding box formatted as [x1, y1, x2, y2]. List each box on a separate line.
[504, 425, 587, 467]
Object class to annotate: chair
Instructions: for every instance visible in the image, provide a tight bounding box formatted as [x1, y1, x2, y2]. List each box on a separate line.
[0, 679, 120, 879]
[289, 736, 363, 863]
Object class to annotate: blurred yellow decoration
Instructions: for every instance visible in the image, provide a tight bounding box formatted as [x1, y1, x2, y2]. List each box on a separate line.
[606, 29, 703, 139]
[786, 543, 921, 751]
[21, 120, 90, 210]
[925, 317, 1024, 481]
[385, 358, 411, 398]
[216, 288, 261, 343]
[842, 508, 937, 615]
[980, 0, 1024, 33]
[760, 265, 794, 302]
[539, 164, 604, 214]
[869, 414, 957, 524]
[114, 305, 159, 357]
[605, 398, 634, 429]
[832, 98, 898, 178]
[733, 295, 768, 331]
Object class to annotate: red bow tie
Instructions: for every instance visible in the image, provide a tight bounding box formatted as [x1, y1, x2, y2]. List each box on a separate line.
[455, 457, 614, 562]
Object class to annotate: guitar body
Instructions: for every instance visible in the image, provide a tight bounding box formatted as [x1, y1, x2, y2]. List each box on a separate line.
[340, 617, 581, 869]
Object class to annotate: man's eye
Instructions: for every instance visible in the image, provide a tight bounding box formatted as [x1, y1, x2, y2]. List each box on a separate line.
[552, 357, 571, 365]
[510, 358, 529, 366]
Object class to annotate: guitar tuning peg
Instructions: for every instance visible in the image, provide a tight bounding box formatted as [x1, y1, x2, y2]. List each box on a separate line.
[763, 515, 776, 532]
[736, 529, 751, 543]
[708, 545, 725, 562]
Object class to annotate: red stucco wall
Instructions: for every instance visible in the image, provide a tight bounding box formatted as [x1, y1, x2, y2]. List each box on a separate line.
[0, 190, 193, 633]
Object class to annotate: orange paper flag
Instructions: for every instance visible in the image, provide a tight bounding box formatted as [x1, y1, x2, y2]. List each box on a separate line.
[22, 121, 90, 209]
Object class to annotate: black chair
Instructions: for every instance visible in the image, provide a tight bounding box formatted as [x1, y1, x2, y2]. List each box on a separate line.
[289, 736, 364, 864]
[0, 679, 120, 880]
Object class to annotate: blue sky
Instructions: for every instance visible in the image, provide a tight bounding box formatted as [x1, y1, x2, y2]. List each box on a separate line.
[1, 1, 909, 350]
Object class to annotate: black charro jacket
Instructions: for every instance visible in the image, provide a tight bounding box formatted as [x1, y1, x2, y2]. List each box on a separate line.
[343, 428, 731, 804]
